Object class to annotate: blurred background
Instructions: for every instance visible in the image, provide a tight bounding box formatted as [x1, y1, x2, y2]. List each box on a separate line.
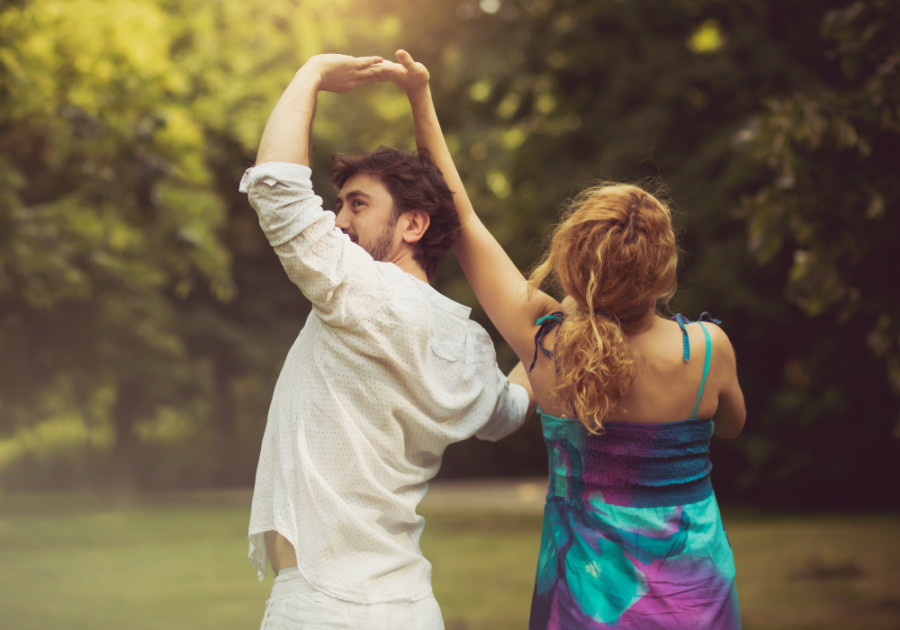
[1, 0, 898, 628]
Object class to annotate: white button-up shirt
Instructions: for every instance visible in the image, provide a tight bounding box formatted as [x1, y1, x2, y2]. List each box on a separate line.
[240, 162, 529, 605]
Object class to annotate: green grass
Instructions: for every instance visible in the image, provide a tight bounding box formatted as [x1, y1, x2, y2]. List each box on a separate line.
[0, 494, 267, 630]
[721, 512, 900, 630]
[0, 494, 898, 630]
[423, 511, 543, 630]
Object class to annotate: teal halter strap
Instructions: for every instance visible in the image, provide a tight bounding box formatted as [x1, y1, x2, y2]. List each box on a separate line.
[691, 322, 712, 419]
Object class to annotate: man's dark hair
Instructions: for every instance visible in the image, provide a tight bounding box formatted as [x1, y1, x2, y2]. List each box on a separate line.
[329, 146, 460, 278]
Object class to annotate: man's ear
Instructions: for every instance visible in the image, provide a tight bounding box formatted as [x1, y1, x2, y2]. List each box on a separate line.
[401, 210, 430, 244]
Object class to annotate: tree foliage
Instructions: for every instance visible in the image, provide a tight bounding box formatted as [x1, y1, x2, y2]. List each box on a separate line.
[0, 0, 440, 491]
[744, 0, 900, 392]
[1, 0, 897, 506]
[0, 0, 233, 489]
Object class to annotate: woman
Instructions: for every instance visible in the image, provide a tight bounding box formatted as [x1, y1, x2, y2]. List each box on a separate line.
[385, 51, 747, 630]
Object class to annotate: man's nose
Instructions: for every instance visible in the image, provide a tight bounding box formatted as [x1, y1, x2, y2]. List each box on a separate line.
[334, 208, 350, 230]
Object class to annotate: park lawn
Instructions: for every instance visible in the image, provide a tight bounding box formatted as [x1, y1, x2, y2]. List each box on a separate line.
[0, 493, 898, 630]
[423, 509, 900, 630]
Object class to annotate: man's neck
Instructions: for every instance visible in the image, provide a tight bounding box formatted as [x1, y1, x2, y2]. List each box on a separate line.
[386, 249, 429, 284]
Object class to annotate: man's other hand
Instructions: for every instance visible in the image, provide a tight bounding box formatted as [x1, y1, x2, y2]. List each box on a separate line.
[382, 50, 430, 96]
[307, 54, 387, 95]
[507, 361, 538, 420]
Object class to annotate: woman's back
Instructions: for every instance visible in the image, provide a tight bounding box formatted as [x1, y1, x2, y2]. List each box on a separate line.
[617, 316, 725, 423]
[529, 312, 742, 630]
[532, 311, 744, 438]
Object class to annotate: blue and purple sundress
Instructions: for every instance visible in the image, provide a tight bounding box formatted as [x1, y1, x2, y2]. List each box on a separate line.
[529, 313, 741, 630]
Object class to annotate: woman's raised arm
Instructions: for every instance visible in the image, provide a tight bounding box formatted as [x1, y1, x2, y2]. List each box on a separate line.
[384, 50, 559, 363]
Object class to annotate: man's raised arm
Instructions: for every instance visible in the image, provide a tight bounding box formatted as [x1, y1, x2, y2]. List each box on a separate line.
[240, 56, 391, 330]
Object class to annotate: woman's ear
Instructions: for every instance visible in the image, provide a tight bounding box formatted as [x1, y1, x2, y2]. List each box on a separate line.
[401, 210, 431, 244]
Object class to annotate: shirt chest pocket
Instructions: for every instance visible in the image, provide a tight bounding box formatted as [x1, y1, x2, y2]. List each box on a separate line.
[429, 313, 469, 363]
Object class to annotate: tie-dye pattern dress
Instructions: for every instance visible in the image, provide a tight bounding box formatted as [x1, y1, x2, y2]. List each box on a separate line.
[529, 313, 741, 630]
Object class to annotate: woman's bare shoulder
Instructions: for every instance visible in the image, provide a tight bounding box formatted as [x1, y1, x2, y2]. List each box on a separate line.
[696, 322, 738, 373]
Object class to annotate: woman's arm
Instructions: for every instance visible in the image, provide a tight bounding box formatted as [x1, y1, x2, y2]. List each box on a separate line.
[384, 51, 559, 363]
[711, 327, 746, 438]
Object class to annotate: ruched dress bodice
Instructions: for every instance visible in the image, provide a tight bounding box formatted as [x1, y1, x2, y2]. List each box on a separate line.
[545, 417, 714, 508]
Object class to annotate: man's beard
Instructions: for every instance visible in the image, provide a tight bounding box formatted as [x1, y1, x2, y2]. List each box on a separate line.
[352, 214, 398, 263]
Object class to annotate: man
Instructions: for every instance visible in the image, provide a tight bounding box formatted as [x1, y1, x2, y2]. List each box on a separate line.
[240, 54, 534, 629]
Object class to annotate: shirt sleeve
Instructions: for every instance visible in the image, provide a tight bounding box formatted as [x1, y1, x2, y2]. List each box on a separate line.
[474, 367, 530, 442]
[239, 162, 389, 330]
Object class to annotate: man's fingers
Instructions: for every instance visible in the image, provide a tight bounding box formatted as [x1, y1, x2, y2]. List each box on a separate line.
[366, 65, 390, 80]
[354, 66, 390, 86]
[357, 56, 384, 67]
[352, 66, 381, 82]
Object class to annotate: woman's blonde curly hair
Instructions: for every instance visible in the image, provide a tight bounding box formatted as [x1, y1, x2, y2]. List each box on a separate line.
[529, 182, 678, 433]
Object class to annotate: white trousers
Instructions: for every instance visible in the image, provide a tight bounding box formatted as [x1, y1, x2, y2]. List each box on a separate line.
[259, 567, 445, 630]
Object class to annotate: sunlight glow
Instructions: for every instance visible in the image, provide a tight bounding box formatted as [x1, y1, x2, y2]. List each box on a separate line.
[688, 20, 724, 54]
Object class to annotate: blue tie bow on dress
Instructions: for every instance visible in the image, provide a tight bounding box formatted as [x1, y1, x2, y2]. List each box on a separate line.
[530, 311, 564, 372]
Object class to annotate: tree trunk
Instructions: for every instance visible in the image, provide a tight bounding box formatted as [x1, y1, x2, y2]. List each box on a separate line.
[211, 355, 238, 486]
[109, 379, 142, 498]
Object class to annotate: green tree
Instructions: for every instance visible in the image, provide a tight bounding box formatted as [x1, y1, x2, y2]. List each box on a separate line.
[0, 0, 234, 491]
[745, 0, 900, 397]
[3, 0, 897, 506]
[734, 0, 900, 506]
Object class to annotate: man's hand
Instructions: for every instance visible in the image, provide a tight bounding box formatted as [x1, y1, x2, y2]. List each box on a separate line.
[381, 50, 430, 96]
[255, 54, 386, 166]
[507, 361, 538, 420]
[307, 54, 387, 94]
